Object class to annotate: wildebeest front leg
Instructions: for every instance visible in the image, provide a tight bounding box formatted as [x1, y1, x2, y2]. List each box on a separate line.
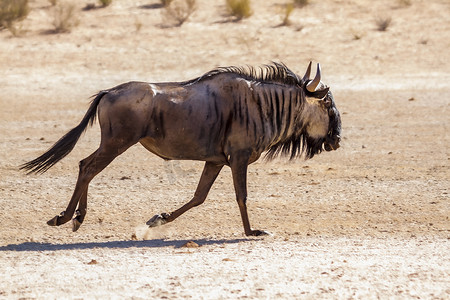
[147, 162, 223, 227]
[230, 152, 270, 237]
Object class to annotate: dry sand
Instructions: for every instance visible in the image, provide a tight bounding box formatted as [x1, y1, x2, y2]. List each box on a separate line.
[0, 0, 449, 298]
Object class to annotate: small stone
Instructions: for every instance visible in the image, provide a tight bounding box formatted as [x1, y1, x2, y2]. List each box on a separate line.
[181, 241, 200, 248]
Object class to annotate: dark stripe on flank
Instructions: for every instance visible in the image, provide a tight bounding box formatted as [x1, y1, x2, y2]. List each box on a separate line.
[255, 92, 266, 138]
[238, 94, 243, 125]
[244, 93, 250, 133]
[213, 94, 220, 120]
[280, 90, 293, 140]
[158, 111, 166, 138]
[274, 89, 282, 136]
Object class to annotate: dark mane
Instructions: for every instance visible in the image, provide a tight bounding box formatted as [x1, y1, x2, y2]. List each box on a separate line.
[183, 62, 303, 87]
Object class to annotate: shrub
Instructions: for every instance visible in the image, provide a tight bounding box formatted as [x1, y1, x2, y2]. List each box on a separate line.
[375, 16, 392, 31]
[350, 28, 364, 40]
[98, 0, 112, 7]
[160, 0, 174, 6]
[134, 17, 142, 32]
[280, 3, 294, 26]
[52, 2, 79, 33]
[162, 0, 196, 27]
[0, 0, 29, 34]
[293, 0, 309, 8]
[226, 0, 252, 21]
[397, 0, 411, 7]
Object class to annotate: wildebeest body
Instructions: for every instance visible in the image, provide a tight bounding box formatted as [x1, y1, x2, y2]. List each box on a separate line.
[102, 76, 302, 165]
[21, 62, 341, 236]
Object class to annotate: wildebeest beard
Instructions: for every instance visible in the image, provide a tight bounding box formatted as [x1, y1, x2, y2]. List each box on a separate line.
[304, 135, 325, 158]
[265, 131, 325, 161]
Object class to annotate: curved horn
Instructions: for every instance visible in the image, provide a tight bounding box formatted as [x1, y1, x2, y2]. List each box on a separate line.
[306, 63, 321, 92]
[302, 61, 312, 82]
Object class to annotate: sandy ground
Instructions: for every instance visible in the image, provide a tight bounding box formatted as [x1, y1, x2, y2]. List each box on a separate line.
[0, 0, 449, 298]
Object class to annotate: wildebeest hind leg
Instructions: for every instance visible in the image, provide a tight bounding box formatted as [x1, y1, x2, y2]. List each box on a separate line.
[48, 141, 133, 231]
[146, 162, 223, 227]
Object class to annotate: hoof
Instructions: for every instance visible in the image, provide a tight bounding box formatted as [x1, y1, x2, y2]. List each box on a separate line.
[72, 218, 82, 232]
[248, 230, 272, 237]
[47, 211, 65, 226]
[146, 214, 168, 227]
[47, 215, 59, 226]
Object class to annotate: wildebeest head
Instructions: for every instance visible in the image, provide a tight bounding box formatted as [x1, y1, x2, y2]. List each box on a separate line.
[301, 62, 342, 153]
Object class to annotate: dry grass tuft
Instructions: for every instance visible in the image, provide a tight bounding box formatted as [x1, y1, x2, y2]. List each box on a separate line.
[134, 17, 142, 32]
[280, 3, 294, 26]
[293, 0, 309, 8]
[350, 28, 365, 40]
[98, 0, 112, 7]
[0, 0, 29, 36]
[160, 0, 174, 6]
[52, 2, 79, 33]
[397, 0, 412, 7]
[375, 16, 392, 31]
[161, 0, 196, 27]
[226, 0, 252, 21]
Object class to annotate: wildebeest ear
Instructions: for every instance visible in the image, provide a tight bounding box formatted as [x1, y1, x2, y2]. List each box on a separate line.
[310, 87, 329, 99]
[324, 97, 333, 109]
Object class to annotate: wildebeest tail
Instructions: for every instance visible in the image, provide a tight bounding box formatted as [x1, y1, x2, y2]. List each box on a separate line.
[20, 91, 108, 174]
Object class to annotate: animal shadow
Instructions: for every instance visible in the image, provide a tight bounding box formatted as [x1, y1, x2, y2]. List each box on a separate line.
[0, 238, 254, 252]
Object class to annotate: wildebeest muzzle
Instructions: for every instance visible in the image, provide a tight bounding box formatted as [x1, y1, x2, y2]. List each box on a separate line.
[324, 135, 341, 151]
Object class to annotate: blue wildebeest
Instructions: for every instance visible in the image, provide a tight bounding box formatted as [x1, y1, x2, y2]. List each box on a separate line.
[21, 62, 341, 236]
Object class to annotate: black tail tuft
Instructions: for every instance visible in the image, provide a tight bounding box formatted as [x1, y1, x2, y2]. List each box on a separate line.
[20, 91, 108, 174]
